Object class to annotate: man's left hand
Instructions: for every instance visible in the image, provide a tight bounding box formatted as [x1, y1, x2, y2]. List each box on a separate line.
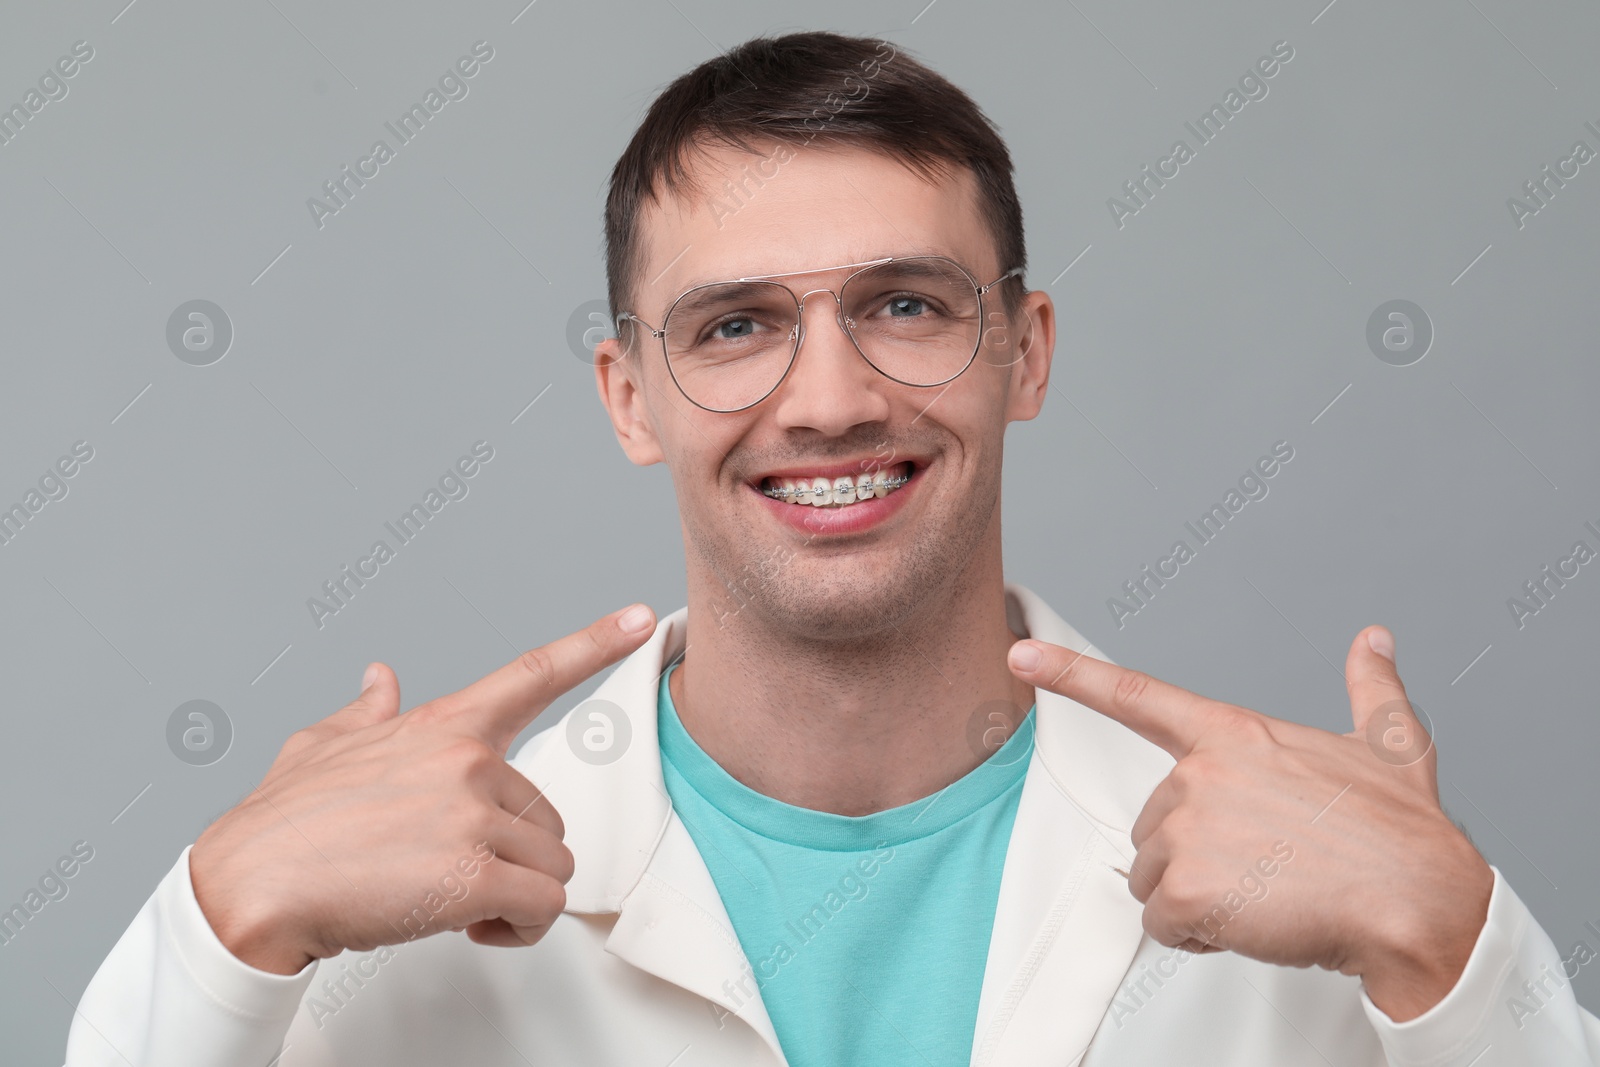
[1007, 625, 1493, 1022]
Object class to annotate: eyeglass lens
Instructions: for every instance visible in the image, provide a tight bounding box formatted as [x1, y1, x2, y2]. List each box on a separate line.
[661, 257, 985, 411]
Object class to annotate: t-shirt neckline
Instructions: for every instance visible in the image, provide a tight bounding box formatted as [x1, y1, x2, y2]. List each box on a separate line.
[657, 661, 1036, 852]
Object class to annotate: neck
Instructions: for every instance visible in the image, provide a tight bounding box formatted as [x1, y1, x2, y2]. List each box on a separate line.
[670, 526, 1036, 816]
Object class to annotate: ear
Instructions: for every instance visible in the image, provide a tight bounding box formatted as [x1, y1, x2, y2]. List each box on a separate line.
[1003, 288, 1055, 424]
[594, 335, 665, 467]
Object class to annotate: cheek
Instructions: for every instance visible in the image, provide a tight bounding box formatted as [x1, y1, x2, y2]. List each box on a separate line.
[979, 313, 1018, 364]
[935, 381, 1009, 456]
[654, 403, 759, 487]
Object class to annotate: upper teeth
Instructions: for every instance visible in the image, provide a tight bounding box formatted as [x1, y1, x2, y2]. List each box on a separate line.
[762, 468, 911, 506]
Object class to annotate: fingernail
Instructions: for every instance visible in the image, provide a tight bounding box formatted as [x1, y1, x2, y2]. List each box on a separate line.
[1009, 641, 1042, 672]
[361, 662, 379, 691]
[1367, 627, 1395, 662]
[618, 604, 654, 635]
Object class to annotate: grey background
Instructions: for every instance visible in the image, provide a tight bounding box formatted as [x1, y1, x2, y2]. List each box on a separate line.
[3, 0, 1597, 1061]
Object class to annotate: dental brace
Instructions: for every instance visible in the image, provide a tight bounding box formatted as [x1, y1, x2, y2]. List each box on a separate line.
[760, 470, 912, 503]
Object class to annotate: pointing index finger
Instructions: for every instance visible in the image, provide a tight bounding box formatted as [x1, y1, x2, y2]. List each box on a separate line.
[1008, 640, 1218, 757]
[440, 604, 656, 754]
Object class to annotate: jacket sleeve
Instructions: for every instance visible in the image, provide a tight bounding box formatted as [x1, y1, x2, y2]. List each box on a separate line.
[64, 845, 317, 1067]
[1361, 866, 1600, 1066]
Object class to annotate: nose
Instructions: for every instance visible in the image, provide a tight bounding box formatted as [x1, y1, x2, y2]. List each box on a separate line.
[768, 289, 890, 434]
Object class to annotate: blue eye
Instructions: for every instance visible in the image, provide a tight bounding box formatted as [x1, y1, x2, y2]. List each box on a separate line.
[716, 318, 756, 339]
[888, 297, 925, 317]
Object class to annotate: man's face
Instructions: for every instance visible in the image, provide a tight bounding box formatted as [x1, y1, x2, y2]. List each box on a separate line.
[596, 143, 1054, 641]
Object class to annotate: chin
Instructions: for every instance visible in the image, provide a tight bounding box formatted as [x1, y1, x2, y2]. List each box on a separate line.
[694, 468, 1001, 642]
[745, 564, 935, 645]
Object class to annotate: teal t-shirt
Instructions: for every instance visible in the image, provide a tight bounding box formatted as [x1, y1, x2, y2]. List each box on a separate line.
[657, 662, 1035, 1066]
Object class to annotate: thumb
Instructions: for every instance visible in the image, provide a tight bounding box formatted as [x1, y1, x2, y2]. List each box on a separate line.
[331, 661, 402, 730]
[1346, 625, 1410, 734]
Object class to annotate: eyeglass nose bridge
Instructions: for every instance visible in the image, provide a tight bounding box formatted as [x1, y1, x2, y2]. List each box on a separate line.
[789, 286, 857, 354]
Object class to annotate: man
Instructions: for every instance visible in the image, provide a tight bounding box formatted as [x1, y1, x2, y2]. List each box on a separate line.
[67, 30, 1598, 1066]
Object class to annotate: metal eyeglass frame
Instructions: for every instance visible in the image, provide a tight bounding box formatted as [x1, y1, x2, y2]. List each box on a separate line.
[614, 255, 1026, 413]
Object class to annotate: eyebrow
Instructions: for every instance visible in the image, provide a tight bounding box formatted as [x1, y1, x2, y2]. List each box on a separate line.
[670, 282, 789, 314]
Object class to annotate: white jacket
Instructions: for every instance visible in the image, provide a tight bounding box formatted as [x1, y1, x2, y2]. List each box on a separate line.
[66, 584, 1600, 1065]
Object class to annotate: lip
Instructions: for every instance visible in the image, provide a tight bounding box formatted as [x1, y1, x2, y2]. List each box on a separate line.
[749, 458, 925, 537]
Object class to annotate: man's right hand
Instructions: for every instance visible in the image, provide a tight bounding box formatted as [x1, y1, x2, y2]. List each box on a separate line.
[188, 603, 657, 975]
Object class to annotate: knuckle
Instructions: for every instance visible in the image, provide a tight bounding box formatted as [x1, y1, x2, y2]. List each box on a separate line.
[441, 735, 498, 775]
[541, 798, 566, 841]
[1222, 710, 1275, 748]
[1170, 752, 1223, 792]
[281, 726, 325, 758]
[547, 839, 576, 884]
[395, 703, 441, 735]
[1140, 894, 1181, 938]
[417, 692, 465, 722]
[1153, 808, 1195, 848]
[1167, 757, 1201, 791]
[461, 803, 503, 845]
[1128, 871, 1154, 906]
[517, 646, 556, 689]
[1158, 864, 1208, 912]
[535, 875, 568, 918]
[1112, 670, 1154, 712]
[1140, 898, 1180, 944]
[426, 750, 482, 794]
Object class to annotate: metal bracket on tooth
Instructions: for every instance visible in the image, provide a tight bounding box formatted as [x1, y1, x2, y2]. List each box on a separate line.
[762, 472, 910, 503]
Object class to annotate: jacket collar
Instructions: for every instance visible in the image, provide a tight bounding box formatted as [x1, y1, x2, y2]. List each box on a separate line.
[514, 601, 685, 913]
[970, 584, 1174, 1066]
[514, 583, 1175, 1065]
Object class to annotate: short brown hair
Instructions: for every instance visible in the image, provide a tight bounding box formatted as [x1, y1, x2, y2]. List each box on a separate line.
[603, 31, 1027, 332]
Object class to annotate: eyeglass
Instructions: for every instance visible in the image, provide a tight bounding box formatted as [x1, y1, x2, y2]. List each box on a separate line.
[615, 255, 1024, 413]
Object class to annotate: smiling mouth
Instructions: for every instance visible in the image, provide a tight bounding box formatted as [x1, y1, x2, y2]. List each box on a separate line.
[759, 461, 916, 507]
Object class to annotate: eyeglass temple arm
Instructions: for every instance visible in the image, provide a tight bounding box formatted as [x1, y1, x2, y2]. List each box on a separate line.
[613, 310, 663, 338]
[977, 266, 1026, 295]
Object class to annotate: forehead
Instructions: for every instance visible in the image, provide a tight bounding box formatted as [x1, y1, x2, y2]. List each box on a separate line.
[633, 142, 997, 308]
